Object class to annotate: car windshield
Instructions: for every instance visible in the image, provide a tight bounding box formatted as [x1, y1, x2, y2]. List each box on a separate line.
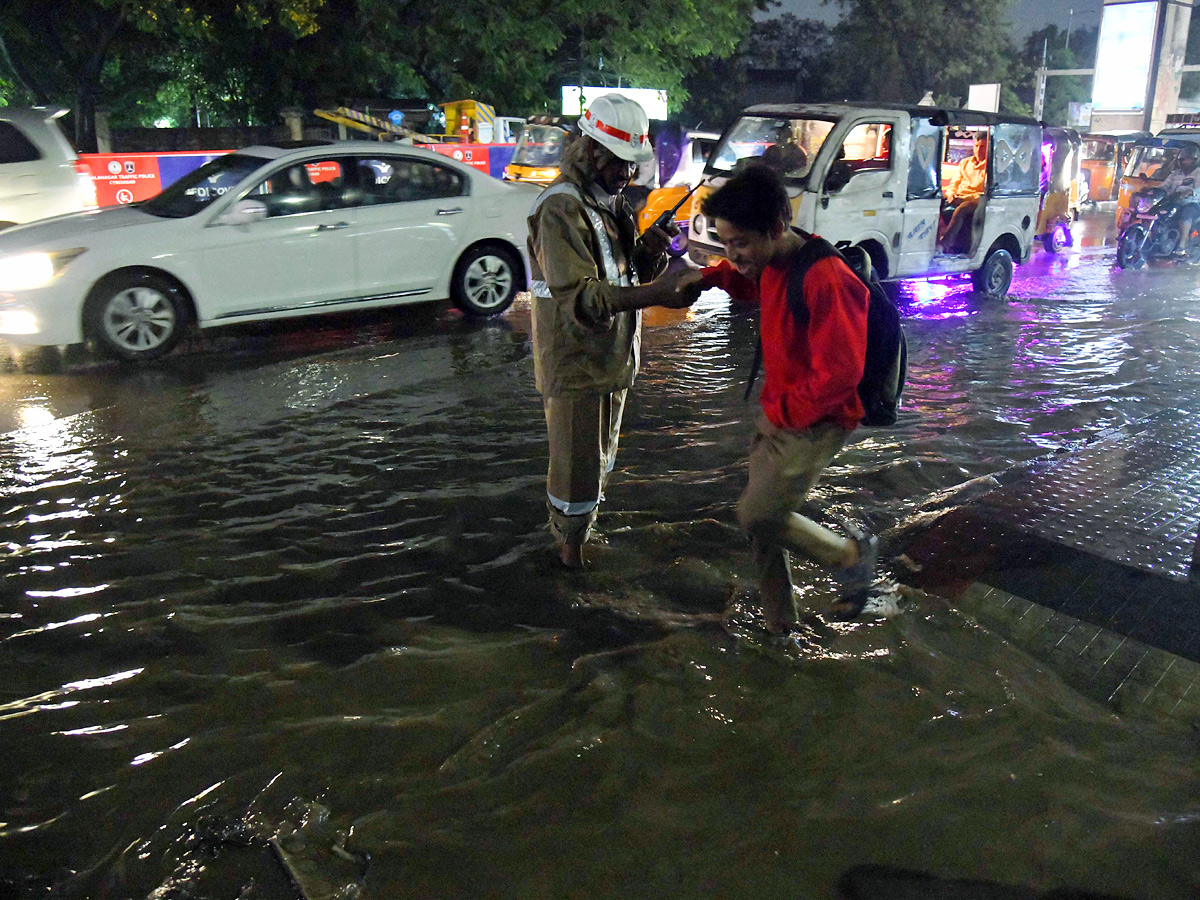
[708, 115, 836, 180]
[139, 153, 269, 218]
[511, 125, 569, 167]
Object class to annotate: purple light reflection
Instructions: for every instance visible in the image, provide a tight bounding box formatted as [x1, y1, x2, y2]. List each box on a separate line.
[892, 275, 976, 319]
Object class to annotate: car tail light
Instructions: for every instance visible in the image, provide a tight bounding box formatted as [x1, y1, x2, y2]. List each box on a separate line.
[76, 160, 98, 208]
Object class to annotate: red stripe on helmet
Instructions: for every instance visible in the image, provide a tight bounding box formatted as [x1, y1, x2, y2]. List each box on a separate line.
[584, 108, 648, 147]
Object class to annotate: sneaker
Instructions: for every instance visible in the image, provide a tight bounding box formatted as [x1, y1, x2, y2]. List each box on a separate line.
[832, 524, 878, 595]
[827, 589, 870, 622]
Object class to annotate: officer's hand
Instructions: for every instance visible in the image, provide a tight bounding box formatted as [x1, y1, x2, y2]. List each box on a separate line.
[654, 268, 702, 309]
[640, 223, 678, 257]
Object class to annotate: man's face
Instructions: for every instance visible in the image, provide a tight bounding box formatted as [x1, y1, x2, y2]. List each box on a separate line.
[714, 217, 783, 281]
[591, 142, 637, 194]
[1182, 155, 1198, 171]
[974, 136, 988, 161]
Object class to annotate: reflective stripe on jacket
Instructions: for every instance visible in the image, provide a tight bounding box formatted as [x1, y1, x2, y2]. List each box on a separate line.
[527, 148, 666, 396]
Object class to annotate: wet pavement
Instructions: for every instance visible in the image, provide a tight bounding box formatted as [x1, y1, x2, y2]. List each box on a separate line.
[2, 206, 1200, 899]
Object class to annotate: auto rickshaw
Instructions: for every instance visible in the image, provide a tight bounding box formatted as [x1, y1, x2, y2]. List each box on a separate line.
[1035, 127, 1082, 252]
[1113, 137, 1200, 230]
[502, 116, 577, 185]
[689, 103, 1043, 299]
[636, 125, 720, 255]
[1079, 132, 1149, 204]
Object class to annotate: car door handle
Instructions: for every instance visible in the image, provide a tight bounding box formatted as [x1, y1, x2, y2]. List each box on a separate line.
[882, 191, 894, 198]
[316, 221, 350, 231]
[437, 207, 464, 216]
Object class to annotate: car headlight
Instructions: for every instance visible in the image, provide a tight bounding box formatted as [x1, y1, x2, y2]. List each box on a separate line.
[0, 248, 87, 291]
[0, 309, 39, 334]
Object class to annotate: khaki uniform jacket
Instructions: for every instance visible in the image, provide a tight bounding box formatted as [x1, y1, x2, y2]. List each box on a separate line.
[527, 146, 667, 396]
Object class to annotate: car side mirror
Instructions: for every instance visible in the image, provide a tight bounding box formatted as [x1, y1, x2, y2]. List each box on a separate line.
[217, 199, 268, 226]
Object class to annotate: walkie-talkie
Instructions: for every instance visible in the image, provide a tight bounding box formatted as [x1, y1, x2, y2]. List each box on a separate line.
[649, 181, 701, 232]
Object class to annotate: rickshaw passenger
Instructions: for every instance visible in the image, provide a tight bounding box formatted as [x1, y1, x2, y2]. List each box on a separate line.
[940, 133, 987, 253]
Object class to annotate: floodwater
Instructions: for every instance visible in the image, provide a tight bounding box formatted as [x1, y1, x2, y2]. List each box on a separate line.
[2, 230, 1199, 898]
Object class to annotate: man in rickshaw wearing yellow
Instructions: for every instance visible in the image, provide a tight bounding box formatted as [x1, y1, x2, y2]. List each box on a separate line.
[940, 133, 988, 253]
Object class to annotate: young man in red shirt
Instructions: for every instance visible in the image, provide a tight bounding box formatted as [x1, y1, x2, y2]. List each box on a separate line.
[679, 163, 878, 630]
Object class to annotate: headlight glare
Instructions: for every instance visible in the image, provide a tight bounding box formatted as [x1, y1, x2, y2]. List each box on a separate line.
[0, 248, 86, 291]
[0, 309, 39, 334]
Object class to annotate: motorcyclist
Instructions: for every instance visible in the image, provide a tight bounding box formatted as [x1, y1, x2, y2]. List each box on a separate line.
[1160, 146, 1200, 257]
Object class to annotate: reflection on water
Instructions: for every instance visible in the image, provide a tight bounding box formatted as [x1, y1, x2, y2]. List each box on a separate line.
[2, 250, 1200, 898]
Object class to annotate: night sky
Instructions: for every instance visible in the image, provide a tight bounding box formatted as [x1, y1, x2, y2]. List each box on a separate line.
[764, 0, 1104, 38]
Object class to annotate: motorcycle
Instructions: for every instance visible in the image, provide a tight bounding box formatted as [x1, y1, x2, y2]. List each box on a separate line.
[1116, 187, 1200, 268]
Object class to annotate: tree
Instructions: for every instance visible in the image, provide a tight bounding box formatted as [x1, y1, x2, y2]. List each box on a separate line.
[681, 15, 835, 129]
[1, 0, 764, 141]
[0, 0, 326, 148]
[378, 0, 766, 115]
[823, 0, 1018, 109]
[1010, 25, 1096, 125]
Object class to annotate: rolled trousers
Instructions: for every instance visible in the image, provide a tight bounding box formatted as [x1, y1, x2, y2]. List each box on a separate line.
[736, 414, 853, 599]
[542, 389, 627, 545]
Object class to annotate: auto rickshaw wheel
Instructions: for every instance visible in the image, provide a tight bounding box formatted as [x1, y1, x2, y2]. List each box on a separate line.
[1042, 227, 1069, 254]
[970, 248, 1013, 299]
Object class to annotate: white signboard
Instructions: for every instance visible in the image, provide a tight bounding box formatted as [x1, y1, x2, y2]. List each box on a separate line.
[967, 83, 1001, 113]
[1092, 0, 1158, 111]
[561, 86, 669, 121]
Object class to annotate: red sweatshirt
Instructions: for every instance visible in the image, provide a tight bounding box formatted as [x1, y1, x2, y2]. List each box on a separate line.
[702, 249, 869, 431]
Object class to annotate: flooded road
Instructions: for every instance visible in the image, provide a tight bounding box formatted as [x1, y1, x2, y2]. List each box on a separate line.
[2, 219, 1199, 898]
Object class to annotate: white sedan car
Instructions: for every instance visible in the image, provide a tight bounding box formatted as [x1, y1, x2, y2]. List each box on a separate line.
[0, 141, 542, 361]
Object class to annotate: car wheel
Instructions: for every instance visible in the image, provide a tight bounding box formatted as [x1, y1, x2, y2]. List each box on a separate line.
[970, 248, 1014, 299]
[85, 272, 188, 361]
[1116, 228, 1145, 269]
[452, 246, 520, 316]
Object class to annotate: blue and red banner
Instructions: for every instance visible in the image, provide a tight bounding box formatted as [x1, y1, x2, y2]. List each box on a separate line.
[80, 151, 230, 207]
[80, 143, 519, 207]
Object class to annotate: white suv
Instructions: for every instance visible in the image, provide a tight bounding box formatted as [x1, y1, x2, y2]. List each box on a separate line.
[0, 107, 98, 230]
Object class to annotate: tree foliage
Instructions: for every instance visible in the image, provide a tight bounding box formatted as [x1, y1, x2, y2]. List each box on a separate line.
[0, 0, 764, 145]
[823, 0, 1018, 109]
[1009, 25, 1097, 126]
[681, 14, 835, 130]
[0, 0, 328, 147]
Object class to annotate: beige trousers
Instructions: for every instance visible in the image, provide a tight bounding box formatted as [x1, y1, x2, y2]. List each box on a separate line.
[542, 390, 627, 545]
[736, 414, 854, 615]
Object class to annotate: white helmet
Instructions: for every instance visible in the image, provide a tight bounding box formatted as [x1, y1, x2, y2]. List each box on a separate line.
[579, 93, 654, 163]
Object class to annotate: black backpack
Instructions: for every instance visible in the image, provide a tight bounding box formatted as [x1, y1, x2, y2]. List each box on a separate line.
[745, 231, 907, 427]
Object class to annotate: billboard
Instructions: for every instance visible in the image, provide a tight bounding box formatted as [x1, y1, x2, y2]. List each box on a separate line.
[1092, 0, 1159, 111]
[561, 86, 669, 120]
